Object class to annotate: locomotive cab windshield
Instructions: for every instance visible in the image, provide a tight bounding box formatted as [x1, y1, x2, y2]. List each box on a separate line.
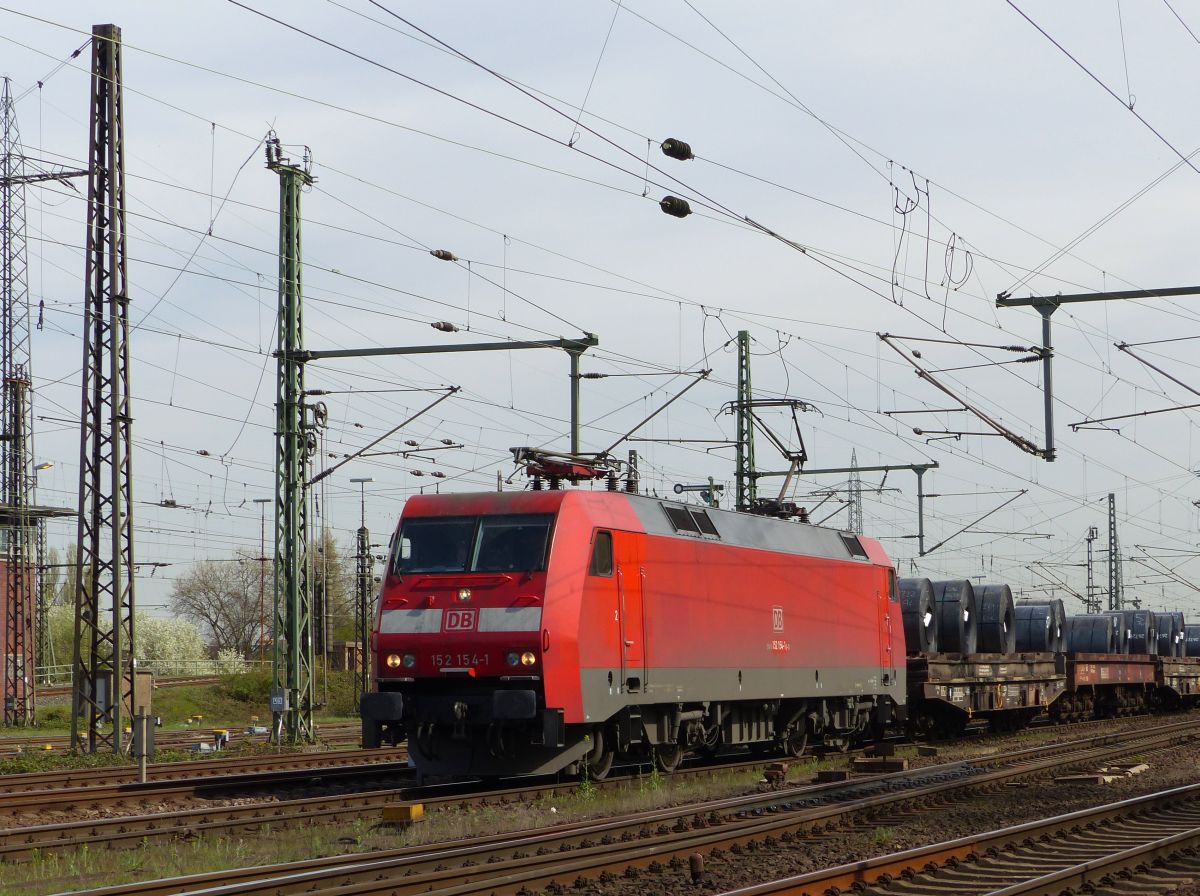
[394, 513, 554, 575]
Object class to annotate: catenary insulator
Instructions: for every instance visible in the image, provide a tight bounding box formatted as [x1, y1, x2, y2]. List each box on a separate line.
[431, 321, 460, 333]
[661, 138, 694, 161]
[660, 196, 692, 218]
[430, 248, 458, 261]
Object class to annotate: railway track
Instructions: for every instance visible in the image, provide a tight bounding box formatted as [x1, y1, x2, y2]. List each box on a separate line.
[39, 716, 1200, 894]
[724, 782, 1200, 895]
[0, 756, 416, 822]
[0, 752, 768, 861]
[0, 745, 407, 795]
[0, 721, 361, 754]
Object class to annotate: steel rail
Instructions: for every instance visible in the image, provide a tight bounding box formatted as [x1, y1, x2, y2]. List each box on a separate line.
[721, 783, 1200, 895]
[45, 717, 1200, 896]
[0, 758, 416, 819]
[0, 721, 361, 754]
[0, 755, 772, 860]
[0, 745, 405, 795]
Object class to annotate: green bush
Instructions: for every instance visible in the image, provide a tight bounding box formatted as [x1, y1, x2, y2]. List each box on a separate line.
[39, 704, 70, 726]
[320, 670, 360, 718]
[218, 666, 273, 704]
[218, 667, 361, 718]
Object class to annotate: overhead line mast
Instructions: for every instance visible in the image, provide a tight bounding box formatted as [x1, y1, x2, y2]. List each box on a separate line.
[266, 135, 316, 744]
[1, 76, 37, 725]
[71, 24, 137, 753]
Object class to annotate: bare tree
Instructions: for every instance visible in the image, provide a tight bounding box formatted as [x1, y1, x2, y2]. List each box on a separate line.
[55, 543, 77, 606]
[313, 528, 357, 648]
[169, 552, 270, 658]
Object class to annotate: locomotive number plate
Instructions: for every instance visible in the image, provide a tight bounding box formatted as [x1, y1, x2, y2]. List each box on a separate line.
[433, 653, 489, 667]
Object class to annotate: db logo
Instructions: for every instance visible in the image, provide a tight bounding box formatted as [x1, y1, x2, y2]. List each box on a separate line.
[772, 606, 784, 633]
[444, 609, 478, 631]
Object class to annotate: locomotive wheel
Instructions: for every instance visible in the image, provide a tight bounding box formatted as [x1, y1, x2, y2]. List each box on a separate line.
[782, 727, 808, 758]
[654, 743, 684, 774]
[582, 728, 615, 781]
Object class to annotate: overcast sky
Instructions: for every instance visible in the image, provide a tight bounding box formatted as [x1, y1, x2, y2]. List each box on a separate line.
[4, 1, 1200, 619]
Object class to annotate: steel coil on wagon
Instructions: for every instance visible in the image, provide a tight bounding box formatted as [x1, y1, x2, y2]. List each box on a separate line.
[1154, 612, 1183, 658]
[1014, 598, 1065, 653]
[976, 584, 1016, 654]
[1186, 623, 1200, 658]
[931, 579, 977, 655]
[1168, 611, 1186, 656]
[1014, 601, 1061, 653]
[1101, 611, 1131, 654]
[1118, 609, 1158, 655]
[898, 577, 937, 655]
[1067, 613, 1119, 654]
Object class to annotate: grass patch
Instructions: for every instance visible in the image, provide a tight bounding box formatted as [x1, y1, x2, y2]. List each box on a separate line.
[871, 825, 897, 845]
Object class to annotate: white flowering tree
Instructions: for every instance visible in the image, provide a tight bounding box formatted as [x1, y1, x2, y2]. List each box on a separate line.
[41, 605, 211, 680]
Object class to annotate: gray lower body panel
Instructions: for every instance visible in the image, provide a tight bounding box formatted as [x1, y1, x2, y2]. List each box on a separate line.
[575, 664, 906, 724]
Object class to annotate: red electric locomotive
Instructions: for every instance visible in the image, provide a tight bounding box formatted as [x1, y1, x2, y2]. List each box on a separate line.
[361, 488, 905, 778]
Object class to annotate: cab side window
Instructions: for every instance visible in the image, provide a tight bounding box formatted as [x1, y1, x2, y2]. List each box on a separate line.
[588, 530, 613, 577]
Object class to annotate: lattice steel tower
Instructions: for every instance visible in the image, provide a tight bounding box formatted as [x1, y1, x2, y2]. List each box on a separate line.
[847, 450, 863, 535]
[1, 77, 37, 724]
[354, 523, 372, 700]
[71, 25, 137, 753]
[267, 135, 316, 744]
[734, 331, 756, 511]
[1107, 492, 1123, 612]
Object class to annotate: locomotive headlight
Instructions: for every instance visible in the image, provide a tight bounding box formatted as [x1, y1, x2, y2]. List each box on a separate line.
[457, 588, 472, 602]
[402, 653, 417, 669]
[506, 651, 520, 666]
[520, 651, 536, 666]
[385, 653, 402, 669]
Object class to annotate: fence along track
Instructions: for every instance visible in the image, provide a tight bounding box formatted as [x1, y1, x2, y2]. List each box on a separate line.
[46, 718, 1200, 896]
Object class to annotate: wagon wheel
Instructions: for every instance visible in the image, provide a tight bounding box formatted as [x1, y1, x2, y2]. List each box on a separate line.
[654, 743, 684, 774]
[582, 727, 615, 781]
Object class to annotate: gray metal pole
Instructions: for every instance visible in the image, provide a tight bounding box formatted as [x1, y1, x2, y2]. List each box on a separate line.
[916, 467, 927, 557]
[569, 348, 581, 456]
[1038, 304, 1056, 462]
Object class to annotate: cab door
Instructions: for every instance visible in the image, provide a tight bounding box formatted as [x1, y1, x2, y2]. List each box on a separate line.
[881, 570, 898, 684]
[613, 531, 646, 692]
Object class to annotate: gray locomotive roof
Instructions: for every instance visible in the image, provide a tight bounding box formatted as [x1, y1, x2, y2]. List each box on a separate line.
[623, 492, 868, 564]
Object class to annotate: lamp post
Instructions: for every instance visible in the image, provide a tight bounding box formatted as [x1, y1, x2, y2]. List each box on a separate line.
[252, 498, 271, 664]
[349, 478, 374, 696]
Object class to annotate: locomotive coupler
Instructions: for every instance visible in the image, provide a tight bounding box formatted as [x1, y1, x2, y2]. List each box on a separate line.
[452, 701, 470, 740]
